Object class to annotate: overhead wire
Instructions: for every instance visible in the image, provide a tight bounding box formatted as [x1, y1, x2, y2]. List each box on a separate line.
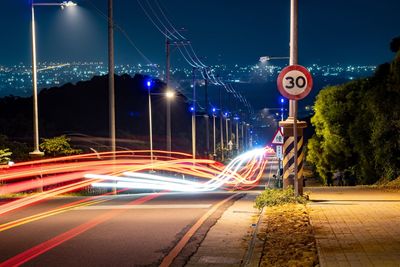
[144, 0, 180, 40]
[84, 0, 159, 72]
[153, 0, 186, 40]
[137, 0, 253, 115]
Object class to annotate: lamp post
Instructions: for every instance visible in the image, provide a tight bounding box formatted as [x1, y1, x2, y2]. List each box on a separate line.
[225, 114, 229, 149]
[147, 81, 154, 167]
[191, 68, 196, 160]
[241, 121, 245, 152]
[30, 0, 77, 156]
[212, 108, 216, 158]
[235, 116, 239, 152]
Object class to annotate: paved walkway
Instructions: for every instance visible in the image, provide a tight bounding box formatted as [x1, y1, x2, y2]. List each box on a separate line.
[308, 187, 400, 267]
[186, 192, 260, 267]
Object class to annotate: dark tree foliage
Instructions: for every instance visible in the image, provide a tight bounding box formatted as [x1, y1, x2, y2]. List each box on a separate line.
[390, 36, 400, 53]
[307, 50, 400, 184]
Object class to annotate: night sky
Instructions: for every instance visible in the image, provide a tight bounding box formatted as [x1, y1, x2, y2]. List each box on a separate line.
[0, 0, 399, 67]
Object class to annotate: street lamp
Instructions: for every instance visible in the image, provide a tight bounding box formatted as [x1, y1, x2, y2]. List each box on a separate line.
[147, 80, 154, 167]
[224, 113, 229, 149]
[212, 108, 216, 158]
[30, 0, 77, 156]
[165, 90, 175, 99]
[234, 116, 239, 152]
[259, 56, 290, 63]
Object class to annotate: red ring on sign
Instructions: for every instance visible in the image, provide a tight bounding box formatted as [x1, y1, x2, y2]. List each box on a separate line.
[277, 65, 313, 100]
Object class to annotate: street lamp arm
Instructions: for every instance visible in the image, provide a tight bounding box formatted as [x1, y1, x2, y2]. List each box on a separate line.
[259, 56, 290, 63]
[33, 1, 77, 7]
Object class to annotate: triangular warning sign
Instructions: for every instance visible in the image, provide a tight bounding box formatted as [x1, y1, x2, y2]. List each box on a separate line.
[271, 129, 284, 144]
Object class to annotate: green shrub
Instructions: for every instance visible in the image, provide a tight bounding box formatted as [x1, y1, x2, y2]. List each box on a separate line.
[255, 187, 307, 210]
[40, 135, 81, 157]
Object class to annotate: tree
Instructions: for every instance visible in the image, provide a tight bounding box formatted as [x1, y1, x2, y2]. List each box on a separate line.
[39, 135, 81, 157]
[0, 148, 12, 164]
[307, 47, 400, 185]
[390, 36, 400, 53]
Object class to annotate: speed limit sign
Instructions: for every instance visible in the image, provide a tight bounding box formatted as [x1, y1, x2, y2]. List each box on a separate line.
[277, 65, 313, 100]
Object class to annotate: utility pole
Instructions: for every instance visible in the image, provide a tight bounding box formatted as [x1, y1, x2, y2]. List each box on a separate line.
[108, 0, 116, 194]
[165, 37, 172, 155]
[277, 0, 307, 196]
[290, 0, 299, 195]
[192, 67, 196, 160]
[108, 0, 116, 154]
[204, 73, 210, 157]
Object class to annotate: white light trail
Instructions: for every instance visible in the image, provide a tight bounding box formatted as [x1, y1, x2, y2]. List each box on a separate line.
[85, 148, 268, 192]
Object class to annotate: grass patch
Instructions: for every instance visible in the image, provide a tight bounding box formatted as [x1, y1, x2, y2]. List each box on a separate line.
[255, 187, 308, 210]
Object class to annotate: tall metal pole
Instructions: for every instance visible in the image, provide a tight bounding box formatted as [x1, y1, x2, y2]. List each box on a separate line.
[204, 74, 209, 156]
[225, 118, 229, 149]
[213, 113, 216, 157]
[219, 87, 224, 161]
[191, 67, 196, 160]
[166, 38, 172, 154]
[241, 122, 244, 152]
[290, 0, 299, 195]
[148, 86, 154, 168]
[29, 4, 43, 156]
[108, 0, 116, 154]
[236, 120, 239, 152]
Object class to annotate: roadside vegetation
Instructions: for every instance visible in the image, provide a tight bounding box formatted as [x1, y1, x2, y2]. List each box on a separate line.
[255, 188, 318, 267]
[255, 187, 307, 209]
[307, 37, 400, 185]
[39, 135, 81, 157]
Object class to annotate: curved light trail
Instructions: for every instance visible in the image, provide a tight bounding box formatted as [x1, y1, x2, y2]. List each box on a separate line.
[0, 147, 275, 214]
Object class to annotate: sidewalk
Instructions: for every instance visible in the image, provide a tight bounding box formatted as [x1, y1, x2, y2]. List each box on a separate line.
[186, 192, 261, 267]
[308, 187, 400, 267]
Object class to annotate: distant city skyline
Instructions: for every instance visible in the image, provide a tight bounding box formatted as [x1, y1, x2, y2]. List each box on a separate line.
[0, 1, 399, 68]
[0, 61, 375, 98]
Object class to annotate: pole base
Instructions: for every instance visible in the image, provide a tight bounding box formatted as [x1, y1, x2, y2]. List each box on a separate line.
[29, 150, 44, 157]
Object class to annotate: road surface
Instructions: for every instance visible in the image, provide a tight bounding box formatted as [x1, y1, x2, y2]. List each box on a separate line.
[0, 155, 278, 266]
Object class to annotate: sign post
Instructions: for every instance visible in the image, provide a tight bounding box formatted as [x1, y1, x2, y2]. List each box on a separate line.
[277, 65, 312, 196]
[271, 129, 284, 185]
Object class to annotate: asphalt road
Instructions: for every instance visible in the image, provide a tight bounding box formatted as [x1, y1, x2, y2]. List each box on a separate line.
[0, 155, 278, 266]
[0, 191, 239, 266]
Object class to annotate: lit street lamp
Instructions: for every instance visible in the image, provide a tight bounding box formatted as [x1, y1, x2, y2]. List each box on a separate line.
[212, 108, 216, 158]
[147, 81, 175, 167]
[259, 56, 289, 63]
[166, 90, 175, 99]
[30, 0, 77, 156]
[234, 116, 239, 152]
[147, 81, 154, 167]
[225, 113, 229, 149]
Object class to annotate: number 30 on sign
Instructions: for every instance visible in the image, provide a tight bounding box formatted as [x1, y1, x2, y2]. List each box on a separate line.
[277, 65, 313, 100]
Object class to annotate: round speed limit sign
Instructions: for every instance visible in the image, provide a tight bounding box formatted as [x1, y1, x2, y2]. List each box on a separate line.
[277, 65, 313, 100]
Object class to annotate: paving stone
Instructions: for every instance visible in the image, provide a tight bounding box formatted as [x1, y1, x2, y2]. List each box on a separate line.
[308, 187, 400, 267]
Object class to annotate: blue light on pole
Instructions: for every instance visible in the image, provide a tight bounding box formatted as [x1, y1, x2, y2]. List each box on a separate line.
[280, 98, 285, 103]
[146, 80, 151, 88]
[212, 107, 216, 113]
[190, 106, 195, 112]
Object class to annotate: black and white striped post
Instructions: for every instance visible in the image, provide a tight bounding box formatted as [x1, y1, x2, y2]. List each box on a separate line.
[279, 121, 307, 195]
